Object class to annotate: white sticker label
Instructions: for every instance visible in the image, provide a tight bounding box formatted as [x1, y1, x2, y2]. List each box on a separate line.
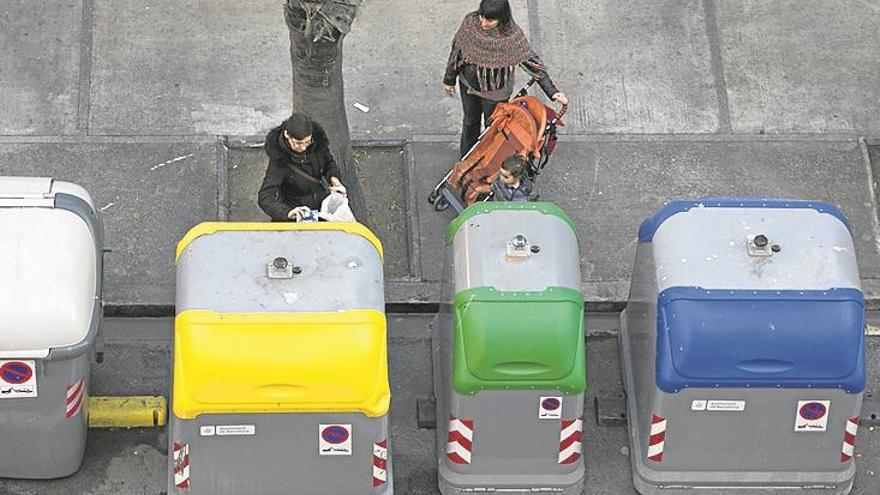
[0, 360, 37, 398]
[692, 400, 746, 411]
[199, 425, 216, 436]
[707, 400, 746, 412]
[795, 400, 830, 432]
[538, 396, 563, 419]
[319, 424, 352, 456]
[216, 425, 255, 436]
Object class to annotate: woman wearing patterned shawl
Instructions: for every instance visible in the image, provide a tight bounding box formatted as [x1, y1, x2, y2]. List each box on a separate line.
[443, 0, 568, 157]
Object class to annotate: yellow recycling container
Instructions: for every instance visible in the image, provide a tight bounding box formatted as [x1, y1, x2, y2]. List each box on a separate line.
[168, 222, 392, 495]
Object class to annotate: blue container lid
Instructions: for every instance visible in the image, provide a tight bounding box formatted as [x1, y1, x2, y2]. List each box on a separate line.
[656, 287, 865, 393]
[639, 197, 852, 242]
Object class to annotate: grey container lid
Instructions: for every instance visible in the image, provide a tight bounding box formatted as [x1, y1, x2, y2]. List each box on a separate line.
[652, 206, 860, 292]
[451, 209, 582, 294]
[176, 224, 385, 314]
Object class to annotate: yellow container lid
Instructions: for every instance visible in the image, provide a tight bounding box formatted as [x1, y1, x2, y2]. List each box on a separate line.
[175, 222, 383, 263]
[173, 309, 390, 419]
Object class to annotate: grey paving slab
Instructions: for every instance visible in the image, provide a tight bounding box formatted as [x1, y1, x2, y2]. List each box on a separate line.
[94, 318, 172, 397]
[412, 138, 880, 304]
[0, 141, 222, 306]
[0, 1, 83, 135]
[343, 0, 529, 136]
[354, 146, 413, 278]
[412, 140, 461, 280]
[89, 1, 291, 135]
[718, 1, 880, 134]
[386, 314, 437, 494]
[534, 0, 720, 134]
[227, 146, 271, 222]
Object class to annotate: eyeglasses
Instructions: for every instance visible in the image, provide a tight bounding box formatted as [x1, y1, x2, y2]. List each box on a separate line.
[284, 131, 313, 149]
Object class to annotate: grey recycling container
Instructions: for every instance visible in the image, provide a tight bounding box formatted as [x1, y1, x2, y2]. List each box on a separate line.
[621, 198, 865, 495]
[434, 202, 586, 495]
[0, 177, 103, 479]
[170, 222, 392, 495]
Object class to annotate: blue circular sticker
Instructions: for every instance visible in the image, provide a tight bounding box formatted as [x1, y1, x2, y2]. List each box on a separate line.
[799, 402, 827, 421]
[321, 425, 350, 444]
[542, 398, 561, 411]
[0, 362, 32, 385]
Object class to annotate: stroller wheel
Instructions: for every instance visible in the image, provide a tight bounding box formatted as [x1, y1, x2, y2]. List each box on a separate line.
[428, 189, 440, 204]
[433, 196, 450, 211]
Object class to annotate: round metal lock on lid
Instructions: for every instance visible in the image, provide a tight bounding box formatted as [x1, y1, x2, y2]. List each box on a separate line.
[753, 234, 769, 248]
[267, 256, 294, 279]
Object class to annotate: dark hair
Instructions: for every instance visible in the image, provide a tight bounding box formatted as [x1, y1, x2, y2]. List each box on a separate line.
[281, 113, 313, 140]
[478, 0, 513, 30]
[501, 155, 528, 177]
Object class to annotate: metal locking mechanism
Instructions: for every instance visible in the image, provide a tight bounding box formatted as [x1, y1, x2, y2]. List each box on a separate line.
[267, 256, 300, 279]
[506, 234, 540, 258]
[747, 234, 781, 257]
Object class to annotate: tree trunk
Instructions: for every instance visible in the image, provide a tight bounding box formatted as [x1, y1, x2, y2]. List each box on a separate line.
[284, 0, 368, 223]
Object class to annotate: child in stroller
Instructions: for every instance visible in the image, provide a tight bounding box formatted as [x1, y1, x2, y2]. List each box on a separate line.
[490, 155, 538, 202]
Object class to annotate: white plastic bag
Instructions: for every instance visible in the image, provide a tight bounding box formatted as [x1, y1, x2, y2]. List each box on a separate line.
[318, 192, 356, 222]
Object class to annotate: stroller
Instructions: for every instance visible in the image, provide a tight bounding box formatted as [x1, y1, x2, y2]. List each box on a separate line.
[428, 79, 567, 213]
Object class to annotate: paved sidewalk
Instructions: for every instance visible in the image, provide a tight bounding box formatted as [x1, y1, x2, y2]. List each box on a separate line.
[412, 136, 880, 306]
[2, 0, 880, 308]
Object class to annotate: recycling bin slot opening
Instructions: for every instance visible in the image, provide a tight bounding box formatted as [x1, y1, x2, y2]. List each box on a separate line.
[453, 288, 583, 386]
[0, 208, 97, 357]
[657, 288, 865, 393]
[173, 309, 388, 419]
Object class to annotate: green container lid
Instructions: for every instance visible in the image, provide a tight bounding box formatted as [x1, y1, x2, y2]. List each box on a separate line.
[445, 202, 577, 246]
[452, 286, 586, 395]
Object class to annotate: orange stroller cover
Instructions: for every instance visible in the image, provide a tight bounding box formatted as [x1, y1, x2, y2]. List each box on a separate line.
[447, 96, 548, 206]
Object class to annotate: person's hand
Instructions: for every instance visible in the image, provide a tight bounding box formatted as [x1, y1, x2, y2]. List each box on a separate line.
[287, 206, 311, 222]
[551, 92, 568, 106]
[443, 84, 456, 96]
[329, 177, 347, 196]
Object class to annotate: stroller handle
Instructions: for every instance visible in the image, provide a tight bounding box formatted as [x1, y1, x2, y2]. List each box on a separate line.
[553, 102, 568, 122]
[515, 78, 568, 122]
[514, 78, 539, 97]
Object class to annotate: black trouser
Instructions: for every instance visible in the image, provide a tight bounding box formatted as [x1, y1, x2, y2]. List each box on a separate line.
[459, 79, 501, 158]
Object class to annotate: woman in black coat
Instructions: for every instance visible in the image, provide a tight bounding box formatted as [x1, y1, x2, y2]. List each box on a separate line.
[258, 113, 346, 221]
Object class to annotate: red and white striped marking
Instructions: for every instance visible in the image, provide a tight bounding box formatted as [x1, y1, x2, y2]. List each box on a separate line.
[647, 414, 666, 462]
[446, 415, 474, 464]
[558, 418, 583, 465]
[840, 416, 860, 462]
[65, 376, 85, 418]
[173, 442, 190, 491]
[372, 439, 388, 487]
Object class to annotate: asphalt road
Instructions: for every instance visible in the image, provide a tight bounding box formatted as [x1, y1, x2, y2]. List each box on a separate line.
[0, 314, 877, 495]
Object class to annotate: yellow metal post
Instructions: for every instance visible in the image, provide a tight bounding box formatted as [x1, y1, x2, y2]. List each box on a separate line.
[88, 396, 167, 428]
